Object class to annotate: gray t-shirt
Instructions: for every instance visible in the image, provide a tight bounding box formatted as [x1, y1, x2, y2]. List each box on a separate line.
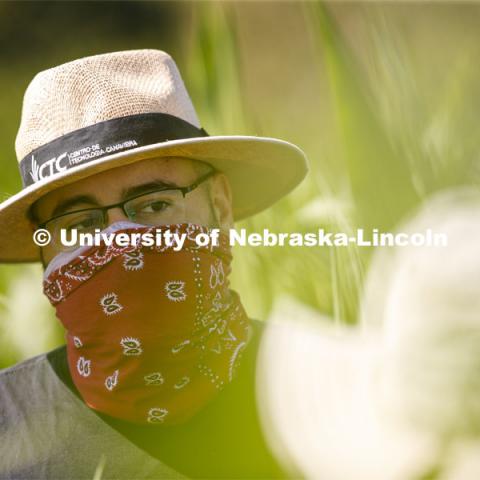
[0, 352, 185, 479]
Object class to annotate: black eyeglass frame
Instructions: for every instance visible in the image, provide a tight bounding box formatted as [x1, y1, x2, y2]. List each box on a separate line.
[37, 169, 217, 230]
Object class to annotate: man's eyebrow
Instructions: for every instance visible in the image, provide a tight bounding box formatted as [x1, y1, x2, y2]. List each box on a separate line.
[122, 180, 178, 199]
[51, 195, 99, 218]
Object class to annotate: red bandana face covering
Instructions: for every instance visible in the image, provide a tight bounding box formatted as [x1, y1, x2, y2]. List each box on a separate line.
[43, 223, 252, 425]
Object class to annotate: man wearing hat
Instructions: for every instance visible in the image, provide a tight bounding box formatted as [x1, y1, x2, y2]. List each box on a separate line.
[0, 50, 308, 479]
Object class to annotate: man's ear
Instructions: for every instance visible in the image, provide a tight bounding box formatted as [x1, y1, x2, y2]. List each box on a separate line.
[28, 222, 46, 270]
[209, 173, 234, 231]
[27, 207, 47, 270]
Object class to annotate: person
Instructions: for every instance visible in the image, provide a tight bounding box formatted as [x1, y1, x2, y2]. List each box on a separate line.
[0, 49, 308, 479]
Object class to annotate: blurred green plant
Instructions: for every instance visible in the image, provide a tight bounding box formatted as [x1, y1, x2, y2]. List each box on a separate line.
[0, 1, 478, 366]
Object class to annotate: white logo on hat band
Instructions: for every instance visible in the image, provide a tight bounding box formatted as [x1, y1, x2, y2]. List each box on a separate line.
[29, 141, 139, 183]
[30, 153, 68, 183]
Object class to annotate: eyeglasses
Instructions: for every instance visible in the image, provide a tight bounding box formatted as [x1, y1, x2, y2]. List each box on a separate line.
[39, 169, 216, 252]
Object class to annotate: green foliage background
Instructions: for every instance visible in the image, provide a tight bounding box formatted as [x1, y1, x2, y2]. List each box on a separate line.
[0, 1, 478, 368]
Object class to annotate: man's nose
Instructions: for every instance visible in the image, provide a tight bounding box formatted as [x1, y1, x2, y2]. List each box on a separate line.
[106, 207, 130, 225]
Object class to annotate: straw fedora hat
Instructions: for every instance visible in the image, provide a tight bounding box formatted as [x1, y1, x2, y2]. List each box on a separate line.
[0, 49, 308, 263]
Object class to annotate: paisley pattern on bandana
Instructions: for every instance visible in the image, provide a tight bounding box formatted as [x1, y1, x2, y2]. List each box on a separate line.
[43, 224, 252, 425]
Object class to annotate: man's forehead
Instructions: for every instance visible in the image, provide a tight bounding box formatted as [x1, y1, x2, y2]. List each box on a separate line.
[32, 156, 203, 219]
[68, 156, 198, 189]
